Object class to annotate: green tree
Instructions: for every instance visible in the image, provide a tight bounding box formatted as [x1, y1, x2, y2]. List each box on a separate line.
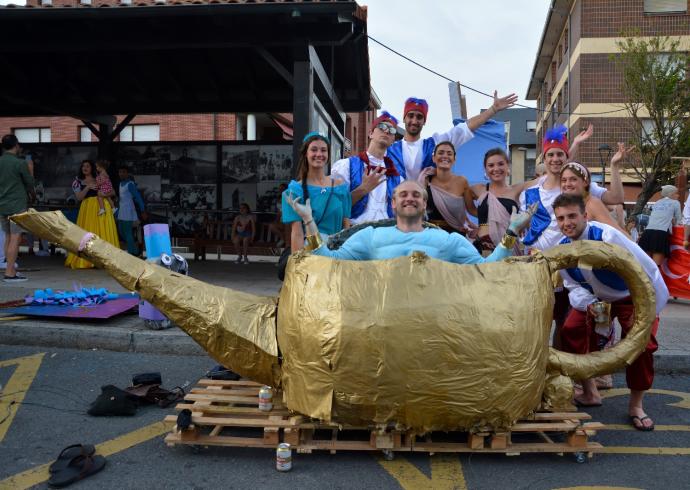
[613, 35, 690, 218]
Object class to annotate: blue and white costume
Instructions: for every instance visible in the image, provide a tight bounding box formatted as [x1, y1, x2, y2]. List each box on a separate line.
[519, 176, 607, 251]
[558, 221, 669, 314]
[313, 225, 511, 264]
[331, 153, 404, 225]
[387, 122, 474, 181]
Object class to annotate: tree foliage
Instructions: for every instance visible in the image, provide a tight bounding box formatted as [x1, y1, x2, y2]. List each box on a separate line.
[613, 34, 690, 216]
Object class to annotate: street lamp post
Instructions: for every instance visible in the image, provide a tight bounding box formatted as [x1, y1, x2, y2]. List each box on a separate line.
[598, 144, 613, 184]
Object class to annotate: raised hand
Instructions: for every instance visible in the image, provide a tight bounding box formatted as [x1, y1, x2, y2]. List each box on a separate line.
[572, 124, 594, 146]
[416, 166, 436, 184]
[508, 202, 538, 234]
[360, 166, 387, 193]
[285, 192, 313, 223]
[492, 91, 518, 113]
[610, 142, 633, 167]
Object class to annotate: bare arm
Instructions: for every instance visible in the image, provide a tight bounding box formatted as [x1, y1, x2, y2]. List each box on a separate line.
[290, 221, 304, 251]
[587, 198, 629, 237]
[601, 142, 629, 205]
[462, 179, 477, 217]
[466, 91, 518, 132]
[567, 124, 593, 162]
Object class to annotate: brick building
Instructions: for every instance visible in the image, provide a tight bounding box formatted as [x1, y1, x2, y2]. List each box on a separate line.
[2, 0, 379, 156]
[526, 0, 690, 201]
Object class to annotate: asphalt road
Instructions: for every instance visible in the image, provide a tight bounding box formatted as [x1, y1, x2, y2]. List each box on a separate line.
[1, 344, 689, 490]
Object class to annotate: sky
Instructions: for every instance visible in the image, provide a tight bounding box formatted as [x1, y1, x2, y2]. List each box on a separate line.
[364, 0, 551, 134]
[0, 0, 552, 134]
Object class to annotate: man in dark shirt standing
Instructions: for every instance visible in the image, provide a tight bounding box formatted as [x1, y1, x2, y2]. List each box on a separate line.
[0, 134, 35, 282]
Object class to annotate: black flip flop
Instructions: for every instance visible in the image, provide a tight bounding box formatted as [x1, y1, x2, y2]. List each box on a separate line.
[49, 444, 96, 474]
[630, 415, 655, 431]
[48, 454, 106, 488]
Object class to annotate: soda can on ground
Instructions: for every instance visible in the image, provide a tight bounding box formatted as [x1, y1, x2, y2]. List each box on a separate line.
[276, 443, 292, 472]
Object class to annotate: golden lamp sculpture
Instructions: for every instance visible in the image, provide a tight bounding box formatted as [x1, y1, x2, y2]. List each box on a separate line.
[12, 210, 656, 433]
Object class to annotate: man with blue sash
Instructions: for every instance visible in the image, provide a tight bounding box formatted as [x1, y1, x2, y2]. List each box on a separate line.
[554, 194, 669, 432]
[331, 112, 403, 225]
[388, 92, 518, 181]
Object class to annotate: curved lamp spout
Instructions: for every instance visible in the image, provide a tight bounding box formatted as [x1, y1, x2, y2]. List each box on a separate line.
[12, 209, 280, 387]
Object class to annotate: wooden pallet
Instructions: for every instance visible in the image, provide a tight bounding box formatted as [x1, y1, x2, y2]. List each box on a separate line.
[164, 380, 604, 456]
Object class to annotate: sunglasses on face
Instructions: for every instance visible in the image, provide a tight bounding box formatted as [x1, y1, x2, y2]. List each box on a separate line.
[376, 123, 397, 135]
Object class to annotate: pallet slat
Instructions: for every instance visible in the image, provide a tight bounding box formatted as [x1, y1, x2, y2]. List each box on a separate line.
[165, 380, 606, 456]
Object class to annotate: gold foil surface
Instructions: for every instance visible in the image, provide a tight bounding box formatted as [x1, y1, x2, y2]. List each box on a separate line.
[11, 209, 280, 387]
[541, 373, 574, 412]
[278, 251, 555, 432]
[542, 241, 657, 380]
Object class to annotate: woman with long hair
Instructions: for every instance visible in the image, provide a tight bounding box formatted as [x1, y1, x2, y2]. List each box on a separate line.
[281, 133, 351, 251]
[417, 141, 476, 234]
[65, 159, 119, 269]
[470, 148, 525, 254]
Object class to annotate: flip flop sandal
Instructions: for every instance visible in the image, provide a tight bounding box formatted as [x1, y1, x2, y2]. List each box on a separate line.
[48, 454, 106, 488]
[49, 444, 96, 474]
[630, 415, 655, 431]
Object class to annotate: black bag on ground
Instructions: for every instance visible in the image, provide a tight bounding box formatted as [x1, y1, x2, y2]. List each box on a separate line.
[206, 365, 241, 381]
[87, 385, 138, 416]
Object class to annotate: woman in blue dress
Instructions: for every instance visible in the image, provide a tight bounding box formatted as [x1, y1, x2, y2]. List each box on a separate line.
[282, 132, 351, 251]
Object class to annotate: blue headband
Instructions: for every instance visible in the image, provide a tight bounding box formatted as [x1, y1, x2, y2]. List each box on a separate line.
[302, 131, 330, 144]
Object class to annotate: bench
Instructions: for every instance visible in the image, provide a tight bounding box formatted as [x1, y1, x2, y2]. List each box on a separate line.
[193, 219, 282, 261]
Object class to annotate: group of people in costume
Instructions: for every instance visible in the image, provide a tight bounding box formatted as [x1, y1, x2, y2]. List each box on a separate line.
[281, 93, 670, 431]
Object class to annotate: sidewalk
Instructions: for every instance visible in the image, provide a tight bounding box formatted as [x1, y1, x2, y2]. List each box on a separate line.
[2, 254, 689, 372]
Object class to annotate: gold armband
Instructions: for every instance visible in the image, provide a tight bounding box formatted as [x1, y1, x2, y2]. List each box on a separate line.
[500, 233, 517, 249]
[304, 233, 323, 252]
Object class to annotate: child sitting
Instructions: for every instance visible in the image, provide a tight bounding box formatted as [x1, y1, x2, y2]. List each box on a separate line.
[95, 159, 116, 216]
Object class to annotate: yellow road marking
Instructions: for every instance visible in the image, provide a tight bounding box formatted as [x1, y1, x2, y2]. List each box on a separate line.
[598, 446, 690, 455]
[377, 454, 467, 490]
[554, 486, 643, 489]
[606, 424, 690, 431]
[0, 421, 168, 490]
[0, 353, 44, 443]
[0, 316, 28, 322]
[600, 388, 690, 409]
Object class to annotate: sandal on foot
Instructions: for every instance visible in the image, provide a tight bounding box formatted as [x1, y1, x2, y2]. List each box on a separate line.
[49, 444, 95, 474]
[48, 454, 106, 488]
[574, 397, 602, 408]
[630, 415, 654, 431]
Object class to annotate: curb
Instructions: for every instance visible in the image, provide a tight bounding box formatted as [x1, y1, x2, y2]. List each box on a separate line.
[0, 320, 206, 356]
[1, 320, 689, 374]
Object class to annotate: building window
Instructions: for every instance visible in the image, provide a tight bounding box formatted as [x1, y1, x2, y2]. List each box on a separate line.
[526, 120, 537, 132]
[119, 124, 160, 142]
[79, 0, 91, 4]
[79, 126, 93, 142]
[563, 81, 569, 109]
[14, 128, 51, 143]
[40, 0, 52, 5]
[558, 44, 563, 66]
[644, 0, 687, 13]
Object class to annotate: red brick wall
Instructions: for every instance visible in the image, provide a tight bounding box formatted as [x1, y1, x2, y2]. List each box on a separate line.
[581, 0, 690, 38]
[568, 117, 636, 167]
[0, 113, 237, 142]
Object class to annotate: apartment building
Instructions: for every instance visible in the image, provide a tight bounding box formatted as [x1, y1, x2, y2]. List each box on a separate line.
[526, 0, 689, 200]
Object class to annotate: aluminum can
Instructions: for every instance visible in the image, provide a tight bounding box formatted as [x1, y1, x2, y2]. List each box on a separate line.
[258, 386, 273, 412]
[276, 443, 292, 472]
